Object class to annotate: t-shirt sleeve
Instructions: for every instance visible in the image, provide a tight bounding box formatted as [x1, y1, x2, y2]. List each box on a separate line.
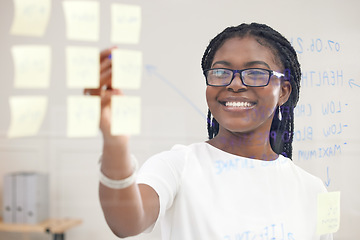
[136, 145, 187, 233]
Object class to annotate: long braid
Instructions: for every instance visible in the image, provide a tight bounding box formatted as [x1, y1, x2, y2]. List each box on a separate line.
[256, 29, 300, 159]
[207, 109, 219, 139]
[207, 110, 213, 139]
[202, 23, 301, 159]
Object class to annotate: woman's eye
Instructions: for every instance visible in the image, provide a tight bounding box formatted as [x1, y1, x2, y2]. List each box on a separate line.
[212, 70, 230, 78]
[245, 69, 268, 79]
[247, 70, 265, 75]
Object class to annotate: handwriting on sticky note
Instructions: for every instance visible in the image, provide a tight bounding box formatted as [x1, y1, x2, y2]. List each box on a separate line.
[317, 191, 341, 235]
[111, 4, 141, 44]
[12, 45, 51, 88]
[112, 49, 142, 89]
[111, 96, 141, 135]
[63, 1, 99, 41]
[10, 0, 51, 37]
[66, 46, 99, 88]
[8, 96, 48, 138]
[67, 96, 100, 138]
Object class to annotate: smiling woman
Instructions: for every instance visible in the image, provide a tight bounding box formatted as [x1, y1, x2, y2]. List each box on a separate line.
[202, 24, 301, 159]
[91, 23, 332, 240]
[205, 36, 291, 161]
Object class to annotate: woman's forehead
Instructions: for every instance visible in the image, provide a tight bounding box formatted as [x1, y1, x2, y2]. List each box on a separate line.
[212, 37, 281, 69]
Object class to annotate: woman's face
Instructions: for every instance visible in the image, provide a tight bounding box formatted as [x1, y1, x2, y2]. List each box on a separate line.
[206, 36, 291, 136]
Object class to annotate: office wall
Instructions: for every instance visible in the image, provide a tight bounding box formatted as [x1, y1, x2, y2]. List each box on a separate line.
[0, 0, 359, 239]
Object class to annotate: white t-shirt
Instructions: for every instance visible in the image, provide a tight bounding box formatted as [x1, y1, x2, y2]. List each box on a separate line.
[137, 142, 333, 240]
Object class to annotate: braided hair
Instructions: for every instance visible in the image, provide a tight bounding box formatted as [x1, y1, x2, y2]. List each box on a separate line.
[202, 23, 301, 159]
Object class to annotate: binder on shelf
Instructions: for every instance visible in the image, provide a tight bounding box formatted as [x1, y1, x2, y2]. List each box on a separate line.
[3, 173, 16, 223]
[2, 171, 49, 224]
[14, 173, 26, 223]
[25, 173, 49, 224]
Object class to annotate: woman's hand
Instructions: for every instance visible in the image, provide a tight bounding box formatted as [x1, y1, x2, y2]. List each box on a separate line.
[84, 47, 122, 140]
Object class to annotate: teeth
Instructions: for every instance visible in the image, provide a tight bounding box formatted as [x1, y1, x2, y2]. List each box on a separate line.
[225, 102, 253, 107]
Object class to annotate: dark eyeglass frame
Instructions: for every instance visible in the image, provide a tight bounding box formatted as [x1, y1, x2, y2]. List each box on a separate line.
[203, 67, 286, 87]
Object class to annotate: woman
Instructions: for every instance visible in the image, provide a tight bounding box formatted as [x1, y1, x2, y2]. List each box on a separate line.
[85, 23, 332, 240]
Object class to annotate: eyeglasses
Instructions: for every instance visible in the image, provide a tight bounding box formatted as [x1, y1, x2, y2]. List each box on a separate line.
[204, 68, 285, 87]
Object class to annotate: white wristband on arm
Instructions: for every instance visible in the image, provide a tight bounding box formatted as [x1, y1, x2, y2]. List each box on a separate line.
[99, 154, 139, 189]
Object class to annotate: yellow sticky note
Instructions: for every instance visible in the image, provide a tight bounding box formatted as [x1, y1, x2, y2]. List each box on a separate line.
[67, 96, 101, 138]
[112, 49, 142, 89]
[8, 96, 48, 138]
[111, 96, 141, 135]
[10, 0, 51, 37]
[66, 46, 99, 88]
[317, 191, 341, 235]
[12, 45, 51, 88]
[63, 1, 99, 41]
[111, 4, 141, 44]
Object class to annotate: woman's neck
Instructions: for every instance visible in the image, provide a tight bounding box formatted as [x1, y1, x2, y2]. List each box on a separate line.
[207, 128, 278, 161]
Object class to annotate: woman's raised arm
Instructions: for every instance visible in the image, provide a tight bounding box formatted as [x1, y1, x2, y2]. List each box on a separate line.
[84, 48, 160, 238]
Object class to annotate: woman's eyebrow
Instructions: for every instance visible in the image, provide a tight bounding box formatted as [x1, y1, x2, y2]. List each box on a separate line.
[211, 60, 271, 69]
[243, 61, 271, 69]
[211, 60, 231, 68]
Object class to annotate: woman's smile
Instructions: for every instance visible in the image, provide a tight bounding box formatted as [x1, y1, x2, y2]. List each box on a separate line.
[218, 96, 257, 112]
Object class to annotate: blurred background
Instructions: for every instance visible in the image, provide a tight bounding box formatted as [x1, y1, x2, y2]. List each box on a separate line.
[0, 0, 359, 239]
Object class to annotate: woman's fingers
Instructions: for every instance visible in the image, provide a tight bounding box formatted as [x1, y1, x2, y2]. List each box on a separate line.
[83, 87, 121, 97]
[100, 56, 111, 73]
[100, 46, 117, 62]
[100, 67, 112, 89]
[99, 88, 122, 134]
[84, 47, 116, 96]
[83, 47, 122, 136]
[100, 47, 117, 89]
[100, 88, 122, 106]
[84, 67, 111, 95]
[83, 88, 100, 96]
[100, 47, 114, 62]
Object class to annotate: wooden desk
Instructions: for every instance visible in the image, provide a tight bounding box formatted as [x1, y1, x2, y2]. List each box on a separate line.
[0, 218, 82, 240]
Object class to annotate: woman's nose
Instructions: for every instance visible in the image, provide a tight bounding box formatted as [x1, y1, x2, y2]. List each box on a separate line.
[227, 73, 247, 92]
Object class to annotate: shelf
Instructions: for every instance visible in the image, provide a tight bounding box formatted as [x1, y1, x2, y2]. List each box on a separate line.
[0, 218, 82, 234]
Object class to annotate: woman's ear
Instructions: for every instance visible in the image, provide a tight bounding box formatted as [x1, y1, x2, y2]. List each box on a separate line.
[279, 80, 292, 106]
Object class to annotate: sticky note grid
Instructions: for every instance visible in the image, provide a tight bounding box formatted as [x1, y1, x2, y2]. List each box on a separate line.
[109, 3, 142, 136]
[8, 1, 143, 138]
